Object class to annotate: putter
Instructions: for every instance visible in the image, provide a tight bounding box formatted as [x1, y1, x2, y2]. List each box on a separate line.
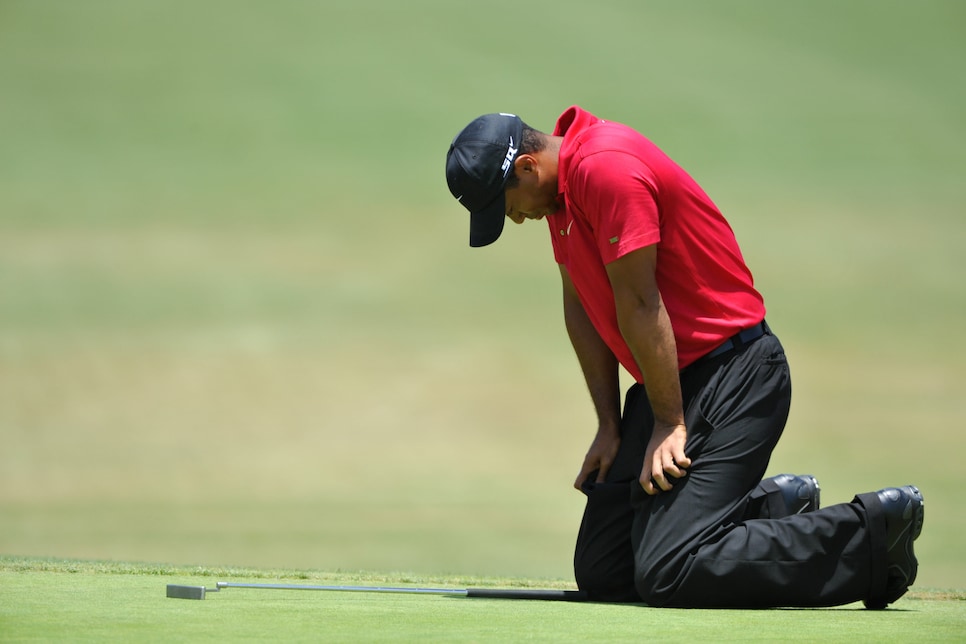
[166, 581, 587, 602]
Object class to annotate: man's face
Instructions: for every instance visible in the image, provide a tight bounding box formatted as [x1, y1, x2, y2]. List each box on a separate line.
[503, 164, 560, 225]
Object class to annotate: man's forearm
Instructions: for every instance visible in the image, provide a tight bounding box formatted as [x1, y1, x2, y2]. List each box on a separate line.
[560, 269, 621, 429]
[615, 293, 684, 429]
[604, 246, 685, 430]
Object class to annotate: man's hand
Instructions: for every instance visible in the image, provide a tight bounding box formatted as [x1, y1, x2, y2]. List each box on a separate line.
[574, 425, 621, 490]
[640, 422, 691, 495]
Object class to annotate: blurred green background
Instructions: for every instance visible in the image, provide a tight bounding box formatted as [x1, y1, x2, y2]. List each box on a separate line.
[1, 0, 963, 589]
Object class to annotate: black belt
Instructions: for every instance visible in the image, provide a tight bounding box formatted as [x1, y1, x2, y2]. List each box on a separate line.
[701, 320, 770, 362]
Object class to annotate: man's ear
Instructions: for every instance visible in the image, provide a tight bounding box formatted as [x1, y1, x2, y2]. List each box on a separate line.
[514, 154, 538, 177]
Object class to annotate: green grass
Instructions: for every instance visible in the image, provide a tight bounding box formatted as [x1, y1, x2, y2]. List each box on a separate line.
[2, 557, 964, 642]
[1, 1, 965, 637]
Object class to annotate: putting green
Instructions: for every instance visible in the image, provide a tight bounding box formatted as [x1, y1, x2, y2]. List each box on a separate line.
[2, 558, 964, 642]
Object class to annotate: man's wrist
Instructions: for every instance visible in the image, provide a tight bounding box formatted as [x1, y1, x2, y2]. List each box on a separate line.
[597, 419, 621, 436]
[652, 420, 686, 436]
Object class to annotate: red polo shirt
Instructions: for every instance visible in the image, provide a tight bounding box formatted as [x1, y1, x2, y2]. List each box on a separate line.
[547, 106, 765, 381]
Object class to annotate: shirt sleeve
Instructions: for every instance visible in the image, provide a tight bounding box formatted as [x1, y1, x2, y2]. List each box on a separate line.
[569, 150, 661, 264]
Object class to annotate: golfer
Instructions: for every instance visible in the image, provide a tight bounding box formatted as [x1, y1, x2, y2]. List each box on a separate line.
[444, 106, 923, 608]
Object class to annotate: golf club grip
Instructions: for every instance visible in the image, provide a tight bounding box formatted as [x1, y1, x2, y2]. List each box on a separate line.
[465, 588, 588, 602]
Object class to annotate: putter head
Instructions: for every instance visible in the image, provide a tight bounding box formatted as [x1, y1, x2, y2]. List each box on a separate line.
[166, 584, 210, 600]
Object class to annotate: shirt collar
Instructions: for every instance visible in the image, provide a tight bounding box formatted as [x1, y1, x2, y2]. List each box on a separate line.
[553, 105, 600, 201]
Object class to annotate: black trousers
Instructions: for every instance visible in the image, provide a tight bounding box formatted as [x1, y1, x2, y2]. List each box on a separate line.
[573, 329, 887, 607]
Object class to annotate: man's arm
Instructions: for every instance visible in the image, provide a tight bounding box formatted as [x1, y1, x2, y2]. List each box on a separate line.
[559, 266, 623, 490]
[604, 245, 691, 495]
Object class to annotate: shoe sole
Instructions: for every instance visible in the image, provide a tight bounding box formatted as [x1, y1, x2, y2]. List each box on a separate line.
[774, 474, 821, 514]
[889, 485, 924, 590]
[908, 485, 924, 542]
[864, 485, 924, 609]
[800, 475, 821, 514]
[888, 485, 924, 549]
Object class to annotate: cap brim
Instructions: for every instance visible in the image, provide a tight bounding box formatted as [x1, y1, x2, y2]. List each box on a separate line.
[468, 194, 506, 247]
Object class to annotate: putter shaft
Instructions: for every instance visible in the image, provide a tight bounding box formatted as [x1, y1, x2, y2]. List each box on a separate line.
[216, 581, 466, 596]
[167, 582, 587, 601]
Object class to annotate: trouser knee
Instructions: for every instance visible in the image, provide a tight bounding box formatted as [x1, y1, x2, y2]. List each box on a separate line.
[634, 561, 679, 607]
[574, 554, 639, 603]
[573, 481, 640, 603]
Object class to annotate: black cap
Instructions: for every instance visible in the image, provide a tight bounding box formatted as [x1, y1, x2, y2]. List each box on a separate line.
[445, 113, 524, 247]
